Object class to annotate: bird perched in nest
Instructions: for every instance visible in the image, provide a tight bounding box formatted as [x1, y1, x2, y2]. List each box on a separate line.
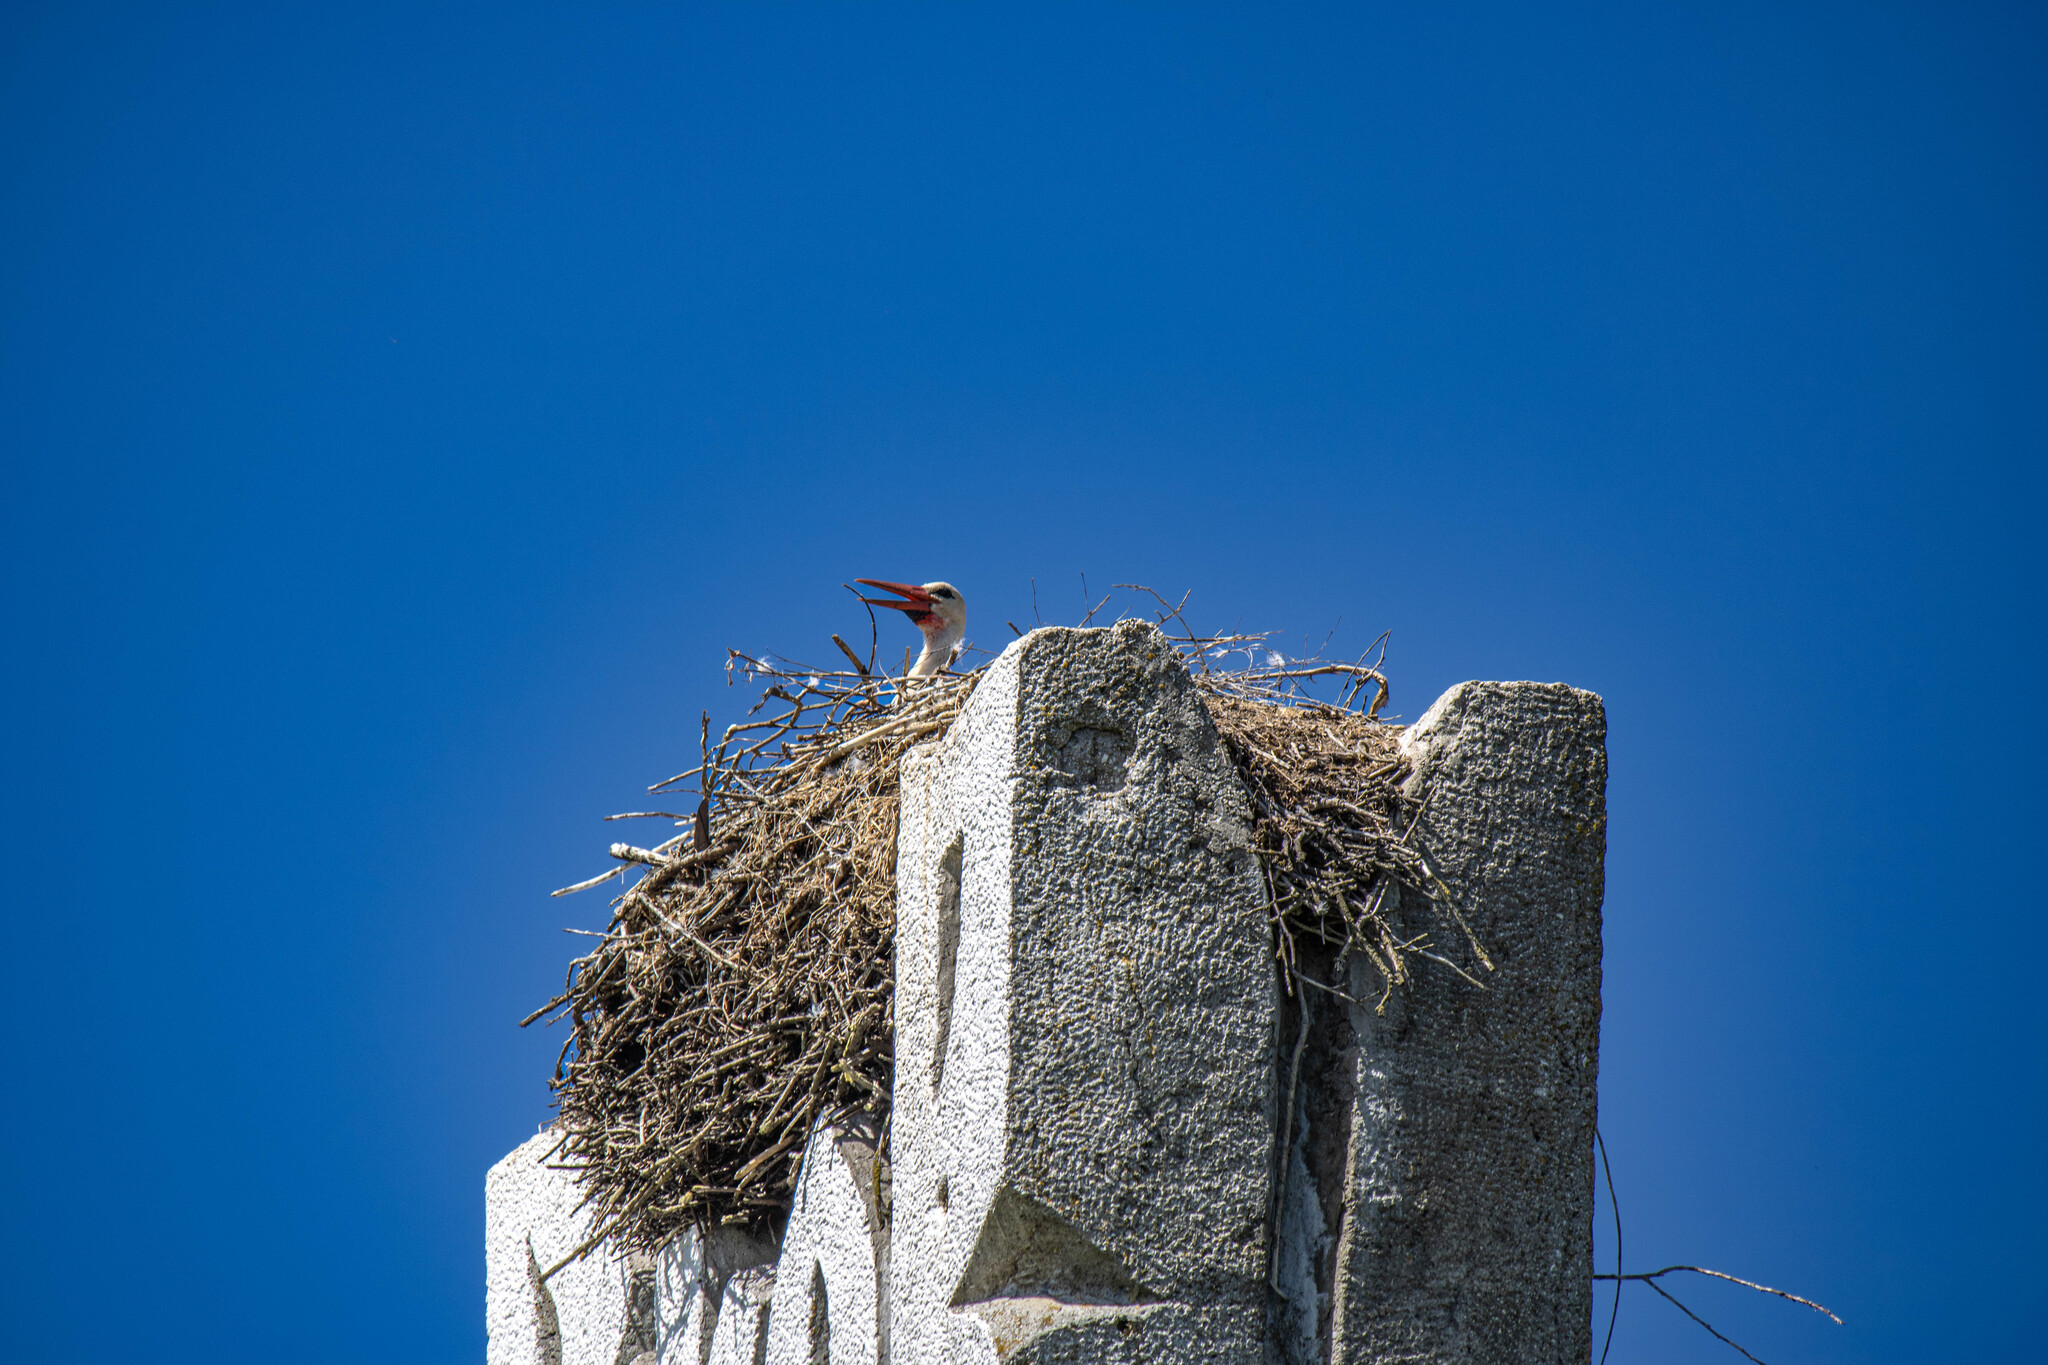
[856, 579, 966, 677]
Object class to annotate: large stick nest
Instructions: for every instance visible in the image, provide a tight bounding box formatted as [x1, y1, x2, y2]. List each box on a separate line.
[526, 600, 1486, 1267]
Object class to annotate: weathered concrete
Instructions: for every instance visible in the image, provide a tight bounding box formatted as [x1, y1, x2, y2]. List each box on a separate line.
[889, 622, 1278, 1364]
[703, 1260, 775, 1365]
[1300, 682, 1607, 1365]
[487, 1128, 635, 1365]
[763, 1116, 889, 1365]
[487, 1126, 777, 1365]
[662, 1224, 781, 1365]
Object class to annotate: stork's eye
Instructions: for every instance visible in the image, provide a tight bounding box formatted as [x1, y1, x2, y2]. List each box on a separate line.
[932, 587, 953, 598]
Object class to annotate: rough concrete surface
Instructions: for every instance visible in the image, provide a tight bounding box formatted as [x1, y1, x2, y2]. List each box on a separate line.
[486, 1128, 635, 1365]
[763, 1116, 889, 1365]
[703, 1262, 775, 1365]
[889, 622, 1276, 1364]
[655, 1223, 781, 1365]
[487, 1127, 777, 1365]
[1325, 682, 1606, 1364]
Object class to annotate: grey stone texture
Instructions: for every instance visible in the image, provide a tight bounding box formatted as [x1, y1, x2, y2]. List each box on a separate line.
[889, 622, 1277, 1364]
[1315, 682, 1607, 1364]
[489, 632, 1607, 1365]
[764, 1115, 890, 1365]
[486, 1127, 778, 1365]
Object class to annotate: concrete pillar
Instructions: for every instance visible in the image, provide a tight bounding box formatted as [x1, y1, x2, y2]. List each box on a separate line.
[703, 1261, 775, 1365]
[888, 622, 1278, 1364]
[1277, 682, 1606, 1365]
[662, 1225, 781, 1365]
[487, 1128, 637, 1365]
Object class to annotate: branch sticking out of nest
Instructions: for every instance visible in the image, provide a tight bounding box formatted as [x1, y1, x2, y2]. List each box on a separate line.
[525, 590, 1486, 1267]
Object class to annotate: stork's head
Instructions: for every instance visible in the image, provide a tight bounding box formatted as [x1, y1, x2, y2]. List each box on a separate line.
[856, 579, 967, 672]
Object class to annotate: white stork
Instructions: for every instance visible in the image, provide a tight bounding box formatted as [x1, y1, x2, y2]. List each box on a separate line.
[856, 579, 966, 678]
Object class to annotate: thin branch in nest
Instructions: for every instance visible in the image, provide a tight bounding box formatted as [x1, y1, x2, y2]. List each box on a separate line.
[830, 634, 869, 677]
[552, 865, 624, 898]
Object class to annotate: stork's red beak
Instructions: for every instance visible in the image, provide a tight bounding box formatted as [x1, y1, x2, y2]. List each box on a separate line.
[855, 578, 934, 612]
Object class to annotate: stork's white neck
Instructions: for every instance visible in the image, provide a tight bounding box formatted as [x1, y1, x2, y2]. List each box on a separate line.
[910, 621, 964, 677]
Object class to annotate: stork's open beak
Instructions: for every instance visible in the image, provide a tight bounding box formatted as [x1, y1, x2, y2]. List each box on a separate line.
[855, 578, 933, 612]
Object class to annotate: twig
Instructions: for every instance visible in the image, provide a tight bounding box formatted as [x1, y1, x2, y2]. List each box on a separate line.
[1114, 583, 1198, 645]
[1237, 663, 1391, 688]
[1295, 972, 1362, 1006]
[1593, 1267, 1840, 1324]
[1588, 1125, 1839, 1365]
[1414, 949, 1487, 989]
[830, 634, 870, 677]
[814, 711, 954, 765]
[1638, 1280, 1770, 1365]
[552, 865, 625, 897]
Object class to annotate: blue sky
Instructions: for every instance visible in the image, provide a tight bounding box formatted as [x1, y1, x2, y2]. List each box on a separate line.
[2, 5, 2040, 1361]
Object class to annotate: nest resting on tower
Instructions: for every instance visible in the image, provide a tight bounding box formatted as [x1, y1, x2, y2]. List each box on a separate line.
[525, 615, 1485, 1270]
